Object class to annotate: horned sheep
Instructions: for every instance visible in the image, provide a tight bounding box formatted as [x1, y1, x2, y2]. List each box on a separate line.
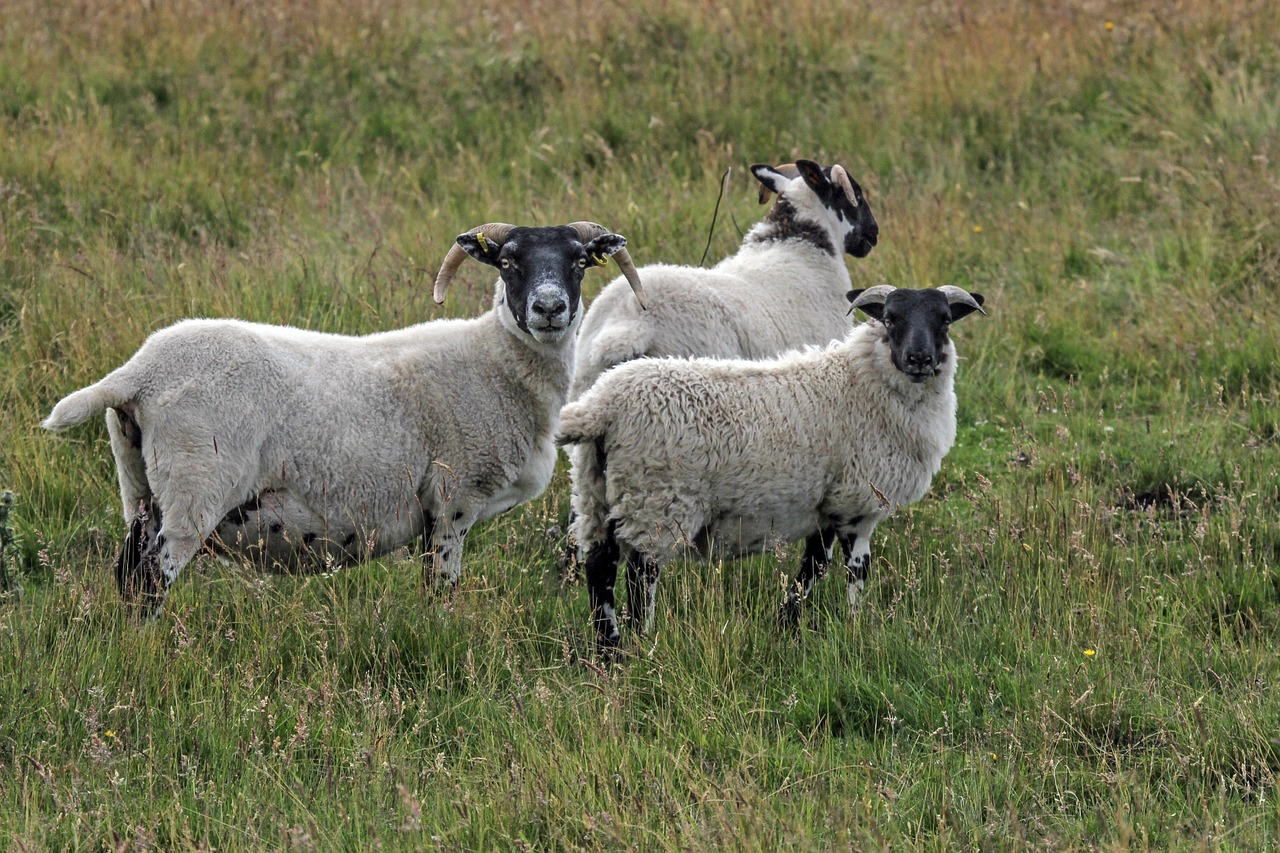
[560, 159, 879, 563]
[42, 221, 644, 617]
[556, 285, 986, 652]
[570, 159, 879, 400]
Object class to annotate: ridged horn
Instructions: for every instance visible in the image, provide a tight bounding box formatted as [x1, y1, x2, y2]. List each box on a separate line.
[831, 164, 859, 207]
[569, 220, 647, 310]
[757, 162, 801, 204]
[850, 284, 896, 313]
[432, 222, 516, 304]
[937, 285, 987, 315]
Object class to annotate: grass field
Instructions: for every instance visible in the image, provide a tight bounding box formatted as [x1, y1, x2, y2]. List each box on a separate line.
[2, 0, 1279, 848]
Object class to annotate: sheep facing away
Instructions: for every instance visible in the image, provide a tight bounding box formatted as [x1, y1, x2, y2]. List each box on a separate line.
[42, 221, 644, 617]
[555, 285, 986, 652]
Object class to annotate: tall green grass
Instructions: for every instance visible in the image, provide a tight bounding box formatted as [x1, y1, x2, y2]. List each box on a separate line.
[2, 0, 1279, 847]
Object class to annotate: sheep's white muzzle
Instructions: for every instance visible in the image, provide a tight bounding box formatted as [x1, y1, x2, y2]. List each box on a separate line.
[526, 284, 573, 342]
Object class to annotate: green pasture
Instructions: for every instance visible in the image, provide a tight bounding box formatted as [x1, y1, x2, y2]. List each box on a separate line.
[1, 1, 1278, 848]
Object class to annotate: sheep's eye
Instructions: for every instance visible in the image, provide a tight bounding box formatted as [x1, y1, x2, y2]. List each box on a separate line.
[500, 259, 511, 270]
[577, 258, 587, 268]
[882, 318, 894, 330]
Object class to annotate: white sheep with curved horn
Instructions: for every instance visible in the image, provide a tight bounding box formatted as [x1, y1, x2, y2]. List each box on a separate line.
[557, 159, 879, 566]
[556, 284, 986, 654]
[43, 221, 642, 618]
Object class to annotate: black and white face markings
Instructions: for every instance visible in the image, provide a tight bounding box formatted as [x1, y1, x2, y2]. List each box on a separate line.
[849, 287, 985, 383]
[793, 159, 879, 260]
[748, 159, 879, 259]
[457, 225, 627, 344]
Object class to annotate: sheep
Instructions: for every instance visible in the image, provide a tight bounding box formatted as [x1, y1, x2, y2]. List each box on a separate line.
[557, 158, 879, 565]
[555, 284, 986, 652]
[42, 221, 645, 618]
[569, 159, 877, 399]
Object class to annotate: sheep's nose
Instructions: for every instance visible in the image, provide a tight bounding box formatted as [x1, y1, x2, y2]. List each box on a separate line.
[532, 295, 567, 317]
[905, 351, 933, 369]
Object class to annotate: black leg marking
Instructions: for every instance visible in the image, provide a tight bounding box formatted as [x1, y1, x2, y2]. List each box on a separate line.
[624, 549, 660, 635]
[116, 501, 164, 604]
[115, 516, 147, 599]
[836, 528, 871, 614]
[584, 520, 622, 654]
[779, 528, 834, 628]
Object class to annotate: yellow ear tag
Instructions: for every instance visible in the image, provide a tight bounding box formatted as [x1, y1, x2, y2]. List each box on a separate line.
[476, 233, 489, 252]
[592, 253, 609, 266]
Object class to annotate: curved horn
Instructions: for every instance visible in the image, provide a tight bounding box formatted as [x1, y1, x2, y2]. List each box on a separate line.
[937, 285, 987, 315]
[757, 162, 801, 204]
[432, 222, 516, 304]
[850, 284, 896, 313]
[830, 164, 860, 207]
[569, 220, 647, 310]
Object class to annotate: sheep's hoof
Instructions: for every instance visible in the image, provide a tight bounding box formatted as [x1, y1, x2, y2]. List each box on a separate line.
[594, 631, 623, 664]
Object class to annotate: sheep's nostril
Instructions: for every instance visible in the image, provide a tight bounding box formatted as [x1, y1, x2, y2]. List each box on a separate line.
[532, 297, 567, 318]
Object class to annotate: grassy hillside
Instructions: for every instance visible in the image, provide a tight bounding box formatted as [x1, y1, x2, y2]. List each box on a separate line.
[2, 0, 1278, 848]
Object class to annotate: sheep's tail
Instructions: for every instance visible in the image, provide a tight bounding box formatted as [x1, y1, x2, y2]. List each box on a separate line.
[554, 398, 614, 448]
[42, 381, 129, 432]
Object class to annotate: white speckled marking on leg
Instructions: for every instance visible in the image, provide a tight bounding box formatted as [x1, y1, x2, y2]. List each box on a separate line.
[846, 551, 870, 616]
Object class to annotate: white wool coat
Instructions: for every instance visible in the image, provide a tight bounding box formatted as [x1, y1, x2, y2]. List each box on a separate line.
[44, 282, 573, 569]
[560, 321, 957, 563]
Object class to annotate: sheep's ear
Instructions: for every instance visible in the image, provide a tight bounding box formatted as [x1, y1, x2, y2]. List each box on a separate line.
[794, 159, 831, 198]
[939, 286, 987, 321]
[846, 288, 884, 320]
[583, 233, 627, 266]
[751, 163, 792, 204]
[847, 284, 894, 320]
[456, 232, 504, 268]
[949, 294, 985, 321]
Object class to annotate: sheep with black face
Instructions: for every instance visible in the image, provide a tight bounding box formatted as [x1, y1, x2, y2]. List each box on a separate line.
[556, 285, 985, 653]
[556, 160, 878, 565]
[43, 221, 643, 617]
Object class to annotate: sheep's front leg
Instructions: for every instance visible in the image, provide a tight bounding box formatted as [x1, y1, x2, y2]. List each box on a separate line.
[624, 549, 661, 636]
[834, 517, 877, 616]
[583, 520, 622, 654]
[778, 528, 834, 628]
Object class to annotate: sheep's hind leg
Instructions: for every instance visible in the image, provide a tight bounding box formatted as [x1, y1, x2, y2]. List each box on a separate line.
[778, 528, 835, 628]
[583, 520, 623, 655]
[116, 499, 162, 605]
[125, 525, 205, 620]
[624, 549, 661, 636]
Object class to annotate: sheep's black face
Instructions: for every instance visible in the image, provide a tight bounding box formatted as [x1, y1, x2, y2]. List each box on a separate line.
[458, 225, 627, 344]
[851, 287, 985, 383]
